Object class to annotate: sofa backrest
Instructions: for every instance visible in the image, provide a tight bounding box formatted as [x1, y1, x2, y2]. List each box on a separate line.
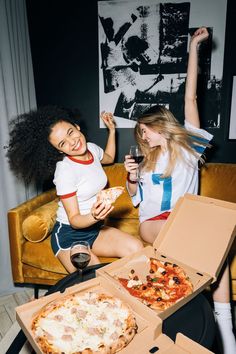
[200, 163, 236, 203]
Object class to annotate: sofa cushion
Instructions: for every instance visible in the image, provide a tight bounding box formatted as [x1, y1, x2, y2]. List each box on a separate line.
[22, 199, 58, 242]
[22, 237, 67, 273]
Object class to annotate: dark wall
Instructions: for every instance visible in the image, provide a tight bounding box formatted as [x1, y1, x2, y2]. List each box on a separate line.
[26, 0, 236, 163]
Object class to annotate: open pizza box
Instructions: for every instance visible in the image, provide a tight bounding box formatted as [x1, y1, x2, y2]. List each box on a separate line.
[119, 333, 213, 354]
[15, 275, 214, 354]
[122, 332, 213, 353]
[16, 276, 161, 354]
[15, 193, 234, 354]
[97, 193, 236, 320]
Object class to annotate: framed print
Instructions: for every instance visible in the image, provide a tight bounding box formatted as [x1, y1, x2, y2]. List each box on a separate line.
[98, 0, 227, 129]
[229, 76, 236, 140]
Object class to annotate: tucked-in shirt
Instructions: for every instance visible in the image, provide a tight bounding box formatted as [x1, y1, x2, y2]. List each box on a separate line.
[130, 121, 213, 223]
[53, 142, 107, 225]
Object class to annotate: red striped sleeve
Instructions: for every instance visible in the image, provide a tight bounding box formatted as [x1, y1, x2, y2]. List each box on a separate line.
[58, 191, 77, 199]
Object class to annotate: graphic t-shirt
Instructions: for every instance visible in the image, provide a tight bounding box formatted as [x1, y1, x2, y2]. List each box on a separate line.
[53, 142, 107, 224]
[130, 121, 213, 223]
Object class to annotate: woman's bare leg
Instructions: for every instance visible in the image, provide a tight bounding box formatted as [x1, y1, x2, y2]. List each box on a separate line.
[139, 219, 167, 244]
[213, 263, 230, 302]
[92, 226, 143, 258]
[212, 263, 236, 354]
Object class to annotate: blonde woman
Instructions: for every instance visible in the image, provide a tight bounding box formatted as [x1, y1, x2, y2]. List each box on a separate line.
[124, 27, 235, 354]
[125, 27, 212, 244]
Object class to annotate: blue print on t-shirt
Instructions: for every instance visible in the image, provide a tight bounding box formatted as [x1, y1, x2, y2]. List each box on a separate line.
[191, 136, 209, 155]
[152, 174, 172, 211]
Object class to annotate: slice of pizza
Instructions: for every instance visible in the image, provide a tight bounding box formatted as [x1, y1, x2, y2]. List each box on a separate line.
[97, 186, 124, 205]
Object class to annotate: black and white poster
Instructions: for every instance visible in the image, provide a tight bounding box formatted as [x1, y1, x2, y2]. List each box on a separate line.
[98, 0, 227, 128]
[229, 76, 236, 140]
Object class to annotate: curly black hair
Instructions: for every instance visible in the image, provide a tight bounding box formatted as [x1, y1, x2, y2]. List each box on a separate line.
[7, 105, 80, 184]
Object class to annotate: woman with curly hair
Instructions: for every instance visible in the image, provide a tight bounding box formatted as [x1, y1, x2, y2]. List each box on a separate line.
[124, 27, 236, 354]
[7, 106, 143, 272]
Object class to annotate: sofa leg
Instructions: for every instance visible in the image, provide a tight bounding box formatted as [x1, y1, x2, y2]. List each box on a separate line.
[34, 285, 39, 299]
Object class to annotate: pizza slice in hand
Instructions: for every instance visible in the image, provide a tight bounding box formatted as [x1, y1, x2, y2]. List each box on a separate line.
[97, 187, 124, 205]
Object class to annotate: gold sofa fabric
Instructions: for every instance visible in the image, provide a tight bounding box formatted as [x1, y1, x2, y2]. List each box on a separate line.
[200, 163, 236, 300]
[8, 163, 236, 300]
[22, 199, 58, 242]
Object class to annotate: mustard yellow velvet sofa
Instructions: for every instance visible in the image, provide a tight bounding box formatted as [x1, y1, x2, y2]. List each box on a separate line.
[8, 163, 236, 300]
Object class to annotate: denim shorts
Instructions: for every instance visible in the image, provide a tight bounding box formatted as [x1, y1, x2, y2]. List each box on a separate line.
[51, 221, 103, 256]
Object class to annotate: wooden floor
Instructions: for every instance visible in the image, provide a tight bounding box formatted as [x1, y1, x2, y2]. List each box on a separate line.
[0, 287, 47, 352]
[0, 289, 33, 342]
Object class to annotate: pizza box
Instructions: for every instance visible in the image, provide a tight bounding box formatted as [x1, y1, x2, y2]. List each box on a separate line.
[15, 276, 214, 354]
[97, 193, 236, 320]
[16, 276, 161, 354]
[126, 333, 214, 354]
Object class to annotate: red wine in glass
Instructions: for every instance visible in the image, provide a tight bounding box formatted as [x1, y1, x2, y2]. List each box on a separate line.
[132, 155, 144, 164]
[70, 241, 91, 281]
[129, 145, 144, 180]
[71, 252, 91, 269]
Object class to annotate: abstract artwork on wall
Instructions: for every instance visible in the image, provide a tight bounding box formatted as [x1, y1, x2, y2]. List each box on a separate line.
[98, 0, 227, 129]
[229, 76, 236, 140]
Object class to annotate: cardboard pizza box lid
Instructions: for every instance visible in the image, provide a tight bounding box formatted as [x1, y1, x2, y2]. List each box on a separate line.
[121, 333, 213, 353]
[153, 194, 236, 280]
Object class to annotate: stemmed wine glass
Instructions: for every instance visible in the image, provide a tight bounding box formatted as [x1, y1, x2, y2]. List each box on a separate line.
[129, 145, 144, 181]
[70, 241, 91, 282]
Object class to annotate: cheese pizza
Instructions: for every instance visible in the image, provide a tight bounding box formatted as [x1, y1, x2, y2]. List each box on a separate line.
[31, 291, 137, 354]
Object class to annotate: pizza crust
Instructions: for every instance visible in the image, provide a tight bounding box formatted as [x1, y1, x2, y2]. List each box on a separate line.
[32, 292, 137, 354]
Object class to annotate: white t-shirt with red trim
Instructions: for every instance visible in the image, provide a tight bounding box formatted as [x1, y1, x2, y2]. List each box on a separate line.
[53, 142, 107, 225]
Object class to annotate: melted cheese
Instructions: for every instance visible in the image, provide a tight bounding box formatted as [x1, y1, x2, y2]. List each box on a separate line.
[35, 292, 132, 353]
[157, 267, 165, 274]
[127, 279, 143, 288]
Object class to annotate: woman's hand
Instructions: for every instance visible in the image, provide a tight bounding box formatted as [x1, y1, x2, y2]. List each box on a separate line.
[100, 111, 116, 132]
[91, 200, 114, 221]
[191, 27, 209, 46]
[124, 154, 138, 181]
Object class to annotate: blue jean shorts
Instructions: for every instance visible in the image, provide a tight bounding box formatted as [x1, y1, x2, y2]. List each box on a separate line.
[51, 221, 103, 256]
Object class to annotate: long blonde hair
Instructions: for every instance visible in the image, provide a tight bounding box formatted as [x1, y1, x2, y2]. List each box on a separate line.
[135, 105, 211, 177]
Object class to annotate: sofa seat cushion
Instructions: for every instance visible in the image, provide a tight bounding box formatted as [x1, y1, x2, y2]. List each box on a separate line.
[104, 217, 140, 238]
[22, 199, 58, 242]
[22, 264, 65, 285]
[22, 234, 133, 275]
[22, 237, 67, 274]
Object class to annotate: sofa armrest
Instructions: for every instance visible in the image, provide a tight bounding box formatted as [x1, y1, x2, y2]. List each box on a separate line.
[8, 189, 57, 283]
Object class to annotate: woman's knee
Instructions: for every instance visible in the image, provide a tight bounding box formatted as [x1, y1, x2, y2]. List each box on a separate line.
[140, 229, 155, 244]
[127, 237, 143, 254]
[90, 251, 101, 266]
[139, 223, 158, 244]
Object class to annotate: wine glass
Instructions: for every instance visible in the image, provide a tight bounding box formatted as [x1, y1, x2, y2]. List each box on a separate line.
[129, 145, 144, 181]
[70, 241, 91, 282]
